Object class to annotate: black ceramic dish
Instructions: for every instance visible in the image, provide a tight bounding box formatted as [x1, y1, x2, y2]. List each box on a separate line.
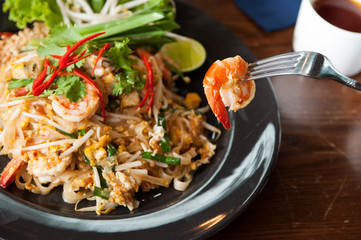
[0, 1, 281, 239]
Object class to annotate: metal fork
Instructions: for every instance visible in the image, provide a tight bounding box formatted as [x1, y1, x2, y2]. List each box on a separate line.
[246, 51, 361, 91]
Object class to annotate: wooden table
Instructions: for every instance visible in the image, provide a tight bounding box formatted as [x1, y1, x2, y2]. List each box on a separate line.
[182, 0, 361, 239]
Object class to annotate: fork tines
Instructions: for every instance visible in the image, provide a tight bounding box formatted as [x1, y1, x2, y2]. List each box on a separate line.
[246, 52, 302, 80]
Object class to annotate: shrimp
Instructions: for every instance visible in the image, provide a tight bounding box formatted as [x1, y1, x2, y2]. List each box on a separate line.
[0, 157, 25, 188]
[49, 83, 100, 122]
[27, 149, 72, 183]
[203, 55, 255, 129]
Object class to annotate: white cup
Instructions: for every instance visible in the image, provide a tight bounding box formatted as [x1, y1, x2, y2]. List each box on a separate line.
[293, 0, 361, 76]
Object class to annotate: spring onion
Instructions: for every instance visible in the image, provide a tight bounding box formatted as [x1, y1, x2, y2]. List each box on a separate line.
[83, 153, 91, 165]
[78, 129, 86, 136]
[93, 186, 110, 200]
[84, 154, 108, 189]
[163, 60, 187, 81]
[157, 110, 170, 153]
[142, 152, 180, 165]
[55, 128, 78, 139]
[79, 12, 165, 37]
[107, 143, 117, 157]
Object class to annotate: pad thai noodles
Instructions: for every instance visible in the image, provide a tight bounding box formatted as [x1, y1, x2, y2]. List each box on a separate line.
[0, 0, 221, 215]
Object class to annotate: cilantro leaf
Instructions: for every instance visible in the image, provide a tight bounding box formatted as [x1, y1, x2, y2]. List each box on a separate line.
[53, 75, 87, 103]
[106, 39, 133, 70]
[112, 70, 145, 96]
[106, 39, 145, 96]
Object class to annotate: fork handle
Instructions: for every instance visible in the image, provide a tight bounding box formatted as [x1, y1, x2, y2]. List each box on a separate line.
[328, 70, 361, 91]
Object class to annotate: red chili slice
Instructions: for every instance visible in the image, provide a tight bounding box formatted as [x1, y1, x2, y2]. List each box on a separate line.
[73, 69, 106, 122]
[138, 54, 154, 111]
[92, 43, 111, 76]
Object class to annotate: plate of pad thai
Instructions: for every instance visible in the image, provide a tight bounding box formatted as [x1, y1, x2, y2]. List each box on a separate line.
[0, 0, 281, 239]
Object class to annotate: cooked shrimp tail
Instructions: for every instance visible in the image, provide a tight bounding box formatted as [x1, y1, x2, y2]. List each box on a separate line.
[0, 157, 25, 188]
[203, 55, 256, 129]
[204, 86, 231, 129]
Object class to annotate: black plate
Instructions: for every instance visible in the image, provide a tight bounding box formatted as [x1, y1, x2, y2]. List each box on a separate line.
[0, 1, 281, 239]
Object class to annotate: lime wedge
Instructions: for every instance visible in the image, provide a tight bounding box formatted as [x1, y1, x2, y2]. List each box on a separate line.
[160, 36, 206, 73]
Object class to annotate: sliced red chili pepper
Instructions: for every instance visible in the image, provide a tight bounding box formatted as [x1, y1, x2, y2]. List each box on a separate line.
[32, 69, 60, 96]
[138, 54, 154, 111]
[32, 32, 105, 96]
[48, 61, 57, 71]
[92, 43, 111, 76]
[65, 49, 102, 67]
[32, 57, 50, 90]
[138, 89, 150, 108]
[50, 55, 62, 59]
[0, 32, 14, 38]
[58, 32, 105, 69]
[146, 92, 154, 112]
[73, 69, 106, 122]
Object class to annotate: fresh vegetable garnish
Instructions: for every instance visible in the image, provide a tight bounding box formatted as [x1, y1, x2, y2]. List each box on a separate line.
[163, 60, 187, 81]
[159, 36, 206, 73]
[73, 69, 106, 121]
[3, 0, 62, 29]
[55, 128, 78, 139]
[83, 155, 109, 190]
[157, 110, 171, 153]
[51, 75, 87, 103]
[142, 152, 180, 165]
[106, 39, 145, 96]
[89, 0, 105, 13]
[32, 57, 50, 89]
[83, 153, 92, 165]
[96, 166, 108, 189]
[8, 78, 34, 90]
[92, 164, 109, 200]
[138, 54, 154, 111]
[32, 32, 105, 96]
[80, 12, 165, 39]
[78, 129, 86, 136]
[93, 186, 110, 200]
[92, 43, 111, 76]
[107, 143, 117, 157]
[0, 32, 15, 37]
[5, 0, 179, 109]
[11, 75, 87, 102]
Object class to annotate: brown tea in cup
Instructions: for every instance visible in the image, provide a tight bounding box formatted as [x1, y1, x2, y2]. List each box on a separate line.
[313, 0, 361, 33]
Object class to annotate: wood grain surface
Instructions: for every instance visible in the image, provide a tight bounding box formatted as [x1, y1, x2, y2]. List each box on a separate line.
[182, 0, 361, 239]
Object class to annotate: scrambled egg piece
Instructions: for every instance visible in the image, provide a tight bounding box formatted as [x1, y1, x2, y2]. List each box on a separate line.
[184, 92, 202, 109]
[84, 135, 112, 165]
[11, 63, 27, 79]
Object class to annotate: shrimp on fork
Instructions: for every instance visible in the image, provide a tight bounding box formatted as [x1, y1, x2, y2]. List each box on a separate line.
[203, 55, 255, 129]
[49, 83, 100, 122]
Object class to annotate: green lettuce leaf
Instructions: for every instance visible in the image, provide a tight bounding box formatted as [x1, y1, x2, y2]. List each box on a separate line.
[3, 0, 63, 29]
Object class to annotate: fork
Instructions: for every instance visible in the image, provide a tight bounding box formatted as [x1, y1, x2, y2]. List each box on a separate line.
[246, 51, 361, 91]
